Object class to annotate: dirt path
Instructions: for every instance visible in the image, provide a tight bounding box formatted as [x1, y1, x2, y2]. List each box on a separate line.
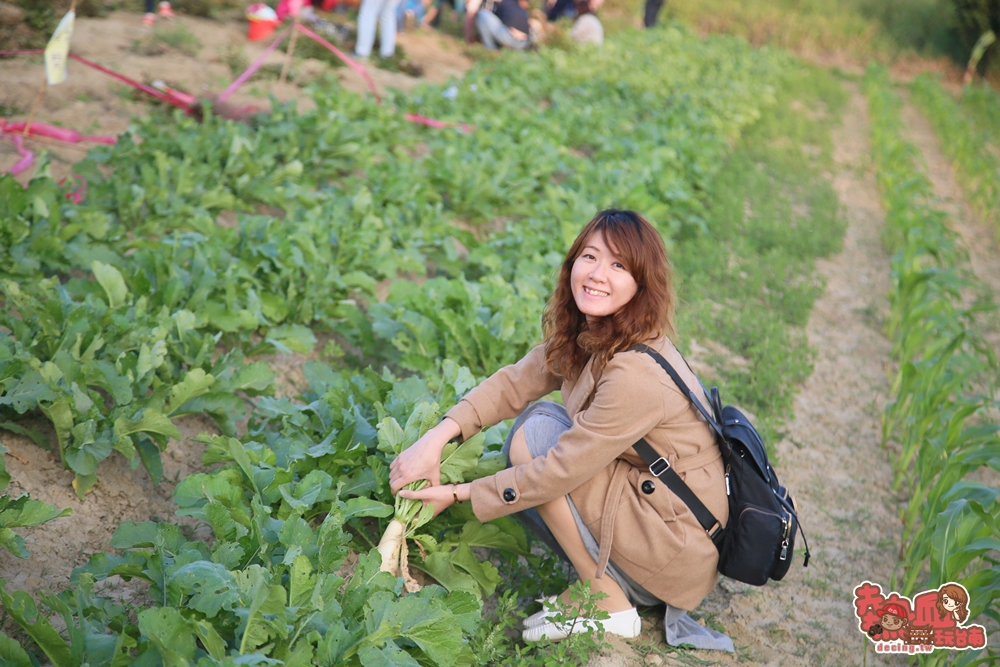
[898, 95, 1000, 351]
[704, 84, 900, 666]
[584, 84, 902, 667]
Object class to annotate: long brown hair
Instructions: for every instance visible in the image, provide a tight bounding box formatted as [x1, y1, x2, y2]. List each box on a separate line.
[936, 584, 970, 624]
[543, 209, 673, 380]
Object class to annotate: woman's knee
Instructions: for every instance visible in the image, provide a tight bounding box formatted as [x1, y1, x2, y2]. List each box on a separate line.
[508, 425, 534, 466]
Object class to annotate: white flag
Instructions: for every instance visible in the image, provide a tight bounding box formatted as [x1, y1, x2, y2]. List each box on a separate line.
[44, 9, 75, 86]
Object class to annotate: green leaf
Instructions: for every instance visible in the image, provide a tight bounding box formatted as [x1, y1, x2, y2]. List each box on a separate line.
[358, 641, 423, 667]
[91, 261, 128, 309]
[0, 630, 34, 667]
[0, 377, 57, 414]
[39, 399, 73, 453]
[288, 554, 318, 609]
[266, 324, 317, 354]
[166, 368, 216, 414]
[279, 469, 333, 514]
[419, 553, 482, 598]
[0, 584, 72, 667]
[168, 561, 240, 618]
[439, 433, 486, 484]
[226, 361, 276, 394]
[114, 409, 180, 440]
[0, 528, 27, 558]
[235, 565, 288, 654]
[376, 417, 405, 456]
[7, 498, 71, 528]
[343, 497, 393, 522]
[136, 607, 197, 666]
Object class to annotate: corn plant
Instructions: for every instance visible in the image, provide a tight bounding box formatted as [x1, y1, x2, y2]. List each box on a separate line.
[910, 74, 1000, 235]
[864, 65, 1000, 665]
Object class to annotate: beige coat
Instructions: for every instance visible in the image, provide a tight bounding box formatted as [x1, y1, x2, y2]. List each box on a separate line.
[445, 336, 728, 610]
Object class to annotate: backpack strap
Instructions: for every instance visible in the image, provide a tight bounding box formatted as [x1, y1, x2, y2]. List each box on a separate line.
[632, 437, 723, 541]
[628, 344, 724, 542]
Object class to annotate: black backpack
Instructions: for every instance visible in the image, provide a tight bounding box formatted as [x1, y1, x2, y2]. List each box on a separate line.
[629, 344, 810, 586]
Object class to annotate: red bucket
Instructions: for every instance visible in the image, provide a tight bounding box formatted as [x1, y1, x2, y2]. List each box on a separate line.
[248, 17, 279, 41]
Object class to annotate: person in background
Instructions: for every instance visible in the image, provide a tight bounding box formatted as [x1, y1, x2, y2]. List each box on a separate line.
[354, 0, 403, 58]
[543, 0, 572, 22]
[568, 0, 602, 45]
[142, 0, 173, 26]
[467, 0, 532, 50]
[397, 0, 434, 31]
[643, 0, 663, 27]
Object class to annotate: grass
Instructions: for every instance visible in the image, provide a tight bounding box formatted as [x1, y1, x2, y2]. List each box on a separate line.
[672, 62, 848, 442]
[152, 23, 203, 56]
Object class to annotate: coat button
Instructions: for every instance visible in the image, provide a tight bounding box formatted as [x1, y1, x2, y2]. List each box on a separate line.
[641, 480, 656, 495]
[503, 488, 516, 502]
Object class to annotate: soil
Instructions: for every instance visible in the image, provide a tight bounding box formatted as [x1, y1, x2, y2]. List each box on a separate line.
[0, 8, 994, 666]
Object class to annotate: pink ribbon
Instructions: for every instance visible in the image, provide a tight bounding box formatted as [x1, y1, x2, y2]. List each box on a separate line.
[217, 27, 292, 103]
[5, 133, 34, 175]
[1, 118, 116, 145]
[294, 22, 381, 103]
[62, 174, 88, 203]
[403, 113, 474, 133]
[68, 53, 193, 112]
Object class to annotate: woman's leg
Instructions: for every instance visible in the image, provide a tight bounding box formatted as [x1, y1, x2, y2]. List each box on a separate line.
[509, 426, 632, 614]
[354, 0, 383, 56]
[378, 0, 402, 56]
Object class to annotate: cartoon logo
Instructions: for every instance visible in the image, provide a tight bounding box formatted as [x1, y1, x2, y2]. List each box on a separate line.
[854, 581, 988, 654]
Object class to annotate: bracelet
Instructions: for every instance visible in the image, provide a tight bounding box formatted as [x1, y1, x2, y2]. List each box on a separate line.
[452, 483, 459, 503]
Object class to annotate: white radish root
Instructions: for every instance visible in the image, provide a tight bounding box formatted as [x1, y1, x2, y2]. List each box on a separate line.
[399, 537, 422, 593]
[377, 518, 406, 576]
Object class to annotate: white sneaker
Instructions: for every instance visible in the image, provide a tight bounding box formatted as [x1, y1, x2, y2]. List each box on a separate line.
[522, 607, 641, 642]
[523, 596, 559, 628]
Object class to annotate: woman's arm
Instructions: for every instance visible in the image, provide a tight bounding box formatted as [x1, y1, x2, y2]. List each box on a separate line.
[390, 344, 559, 492]
[444, 344, 561, 443]
[468, 350, 672, 521]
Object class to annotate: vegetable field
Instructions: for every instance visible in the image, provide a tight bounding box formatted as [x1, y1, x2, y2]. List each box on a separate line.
[1, 7, 999, 666]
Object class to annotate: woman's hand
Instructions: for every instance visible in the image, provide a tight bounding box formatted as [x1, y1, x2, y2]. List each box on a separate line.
[399, 482, 470, 518]
[389, 417, 462, 494]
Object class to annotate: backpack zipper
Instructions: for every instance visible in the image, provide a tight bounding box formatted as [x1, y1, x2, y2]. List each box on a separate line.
[779, 513, 790, 561]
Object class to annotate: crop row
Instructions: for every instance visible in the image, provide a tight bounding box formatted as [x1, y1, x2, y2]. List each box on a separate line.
[0, 26, 849, 666]
[909, 74, 1000, 235]
[863, 65, 999, 665]
[1, 25, 786, 497]
[960, 82, 1000, 153]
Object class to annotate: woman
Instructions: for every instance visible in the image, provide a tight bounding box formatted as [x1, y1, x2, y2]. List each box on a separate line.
[391, 209, 728, 643]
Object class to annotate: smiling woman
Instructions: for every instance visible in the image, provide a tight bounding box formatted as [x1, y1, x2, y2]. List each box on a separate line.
[392, 210, 733, 650]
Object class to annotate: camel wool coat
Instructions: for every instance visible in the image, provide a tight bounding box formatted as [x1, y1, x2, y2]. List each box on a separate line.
[445, 336, 729, 611]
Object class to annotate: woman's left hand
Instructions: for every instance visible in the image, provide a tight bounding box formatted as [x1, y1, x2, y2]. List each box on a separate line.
[399, 484, 461, 518]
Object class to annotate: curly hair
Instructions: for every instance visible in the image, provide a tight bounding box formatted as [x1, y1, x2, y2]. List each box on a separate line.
[542, 209, 673, 380]
[936, 584, 970, 624]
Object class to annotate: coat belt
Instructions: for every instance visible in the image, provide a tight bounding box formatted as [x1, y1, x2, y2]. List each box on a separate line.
[593, 445, 722, 579]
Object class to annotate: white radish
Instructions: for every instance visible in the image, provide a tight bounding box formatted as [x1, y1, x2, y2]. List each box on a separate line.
[377, 518, 406, 576]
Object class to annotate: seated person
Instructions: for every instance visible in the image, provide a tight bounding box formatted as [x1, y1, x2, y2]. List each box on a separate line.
[568, 0, 602, 44]
[467, 0, 532, 50]
[397, 0, 433, 29]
